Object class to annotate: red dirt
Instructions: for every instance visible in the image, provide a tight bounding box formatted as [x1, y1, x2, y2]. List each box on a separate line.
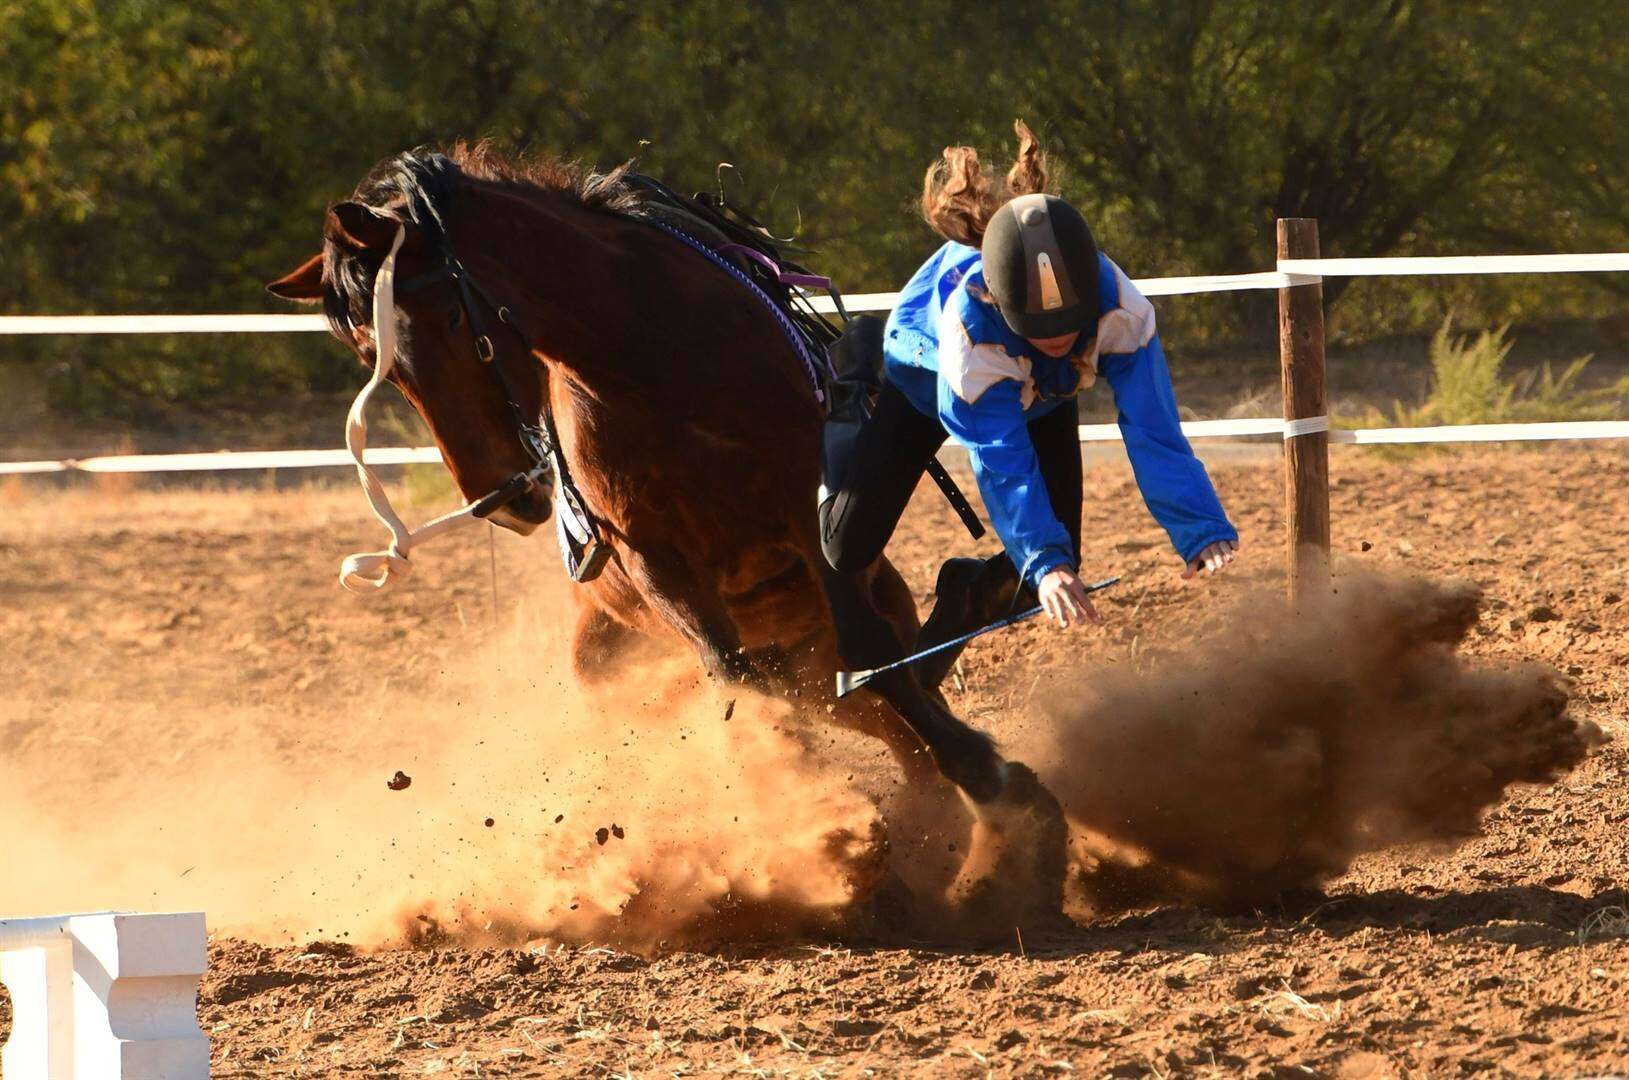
[3, 445, 1628, 1076]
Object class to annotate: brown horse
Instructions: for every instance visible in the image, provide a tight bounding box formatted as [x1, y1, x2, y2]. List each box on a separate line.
[268, 145, 1064, 919]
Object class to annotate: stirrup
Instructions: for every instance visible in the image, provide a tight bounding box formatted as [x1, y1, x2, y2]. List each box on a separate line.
[554, 476, 610, 583]
[570, 540, 612, 584]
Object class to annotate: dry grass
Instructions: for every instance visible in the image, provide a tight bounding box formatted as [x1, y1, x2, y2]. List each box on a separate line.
[0, 478, 369, 541]
[1220, 383, 1280, 419]
[88, 435, 144, 500]
[0, 475, 30, 509]
[1576, 906, 1629, 945]
[1256, 983, 1335, 1024]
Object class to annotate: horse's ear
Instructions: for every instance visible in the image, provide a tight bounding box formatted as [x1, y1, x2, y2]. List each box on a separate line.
[266, 253, 325, 301]
[325, 201, 401, 253]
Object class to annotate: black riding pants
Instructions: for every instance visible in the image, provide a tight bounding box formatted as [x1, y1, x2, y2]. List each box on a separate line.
[820, 380, 1082, 578]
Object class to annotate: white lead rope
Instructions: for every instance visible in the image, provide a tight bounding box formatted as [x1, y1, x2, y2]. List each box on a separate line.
[339, 225, 490, 592]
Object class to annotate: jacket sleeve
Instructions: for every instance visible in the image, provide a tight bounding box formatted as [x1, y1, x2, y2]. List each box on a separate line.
[938, 377, 1076, 591]
[1099, 332, 1238, 562]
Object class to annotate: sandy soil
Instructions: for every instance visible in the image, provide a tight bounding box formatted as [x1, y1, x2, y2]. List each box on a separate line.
[2, 445, 1628, 1077]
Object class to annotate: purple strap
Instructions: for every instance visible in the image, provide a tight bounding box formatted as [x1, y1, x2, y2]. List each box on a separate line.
[716, 243, 833, 290]
[646, 220, 826, 404]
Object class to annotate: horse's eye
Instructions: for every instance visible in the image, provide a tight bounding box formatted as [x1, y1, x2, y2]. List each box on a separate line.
[448, 306, 463, 329]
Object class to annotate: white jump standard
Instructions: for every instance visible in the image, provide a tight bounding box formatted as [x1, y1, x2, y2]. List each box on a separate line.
[0, 911, 209, 1080]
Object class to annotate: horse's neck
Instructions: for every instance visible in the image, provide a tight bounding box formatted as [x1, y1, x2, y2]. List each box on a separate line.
[464, 190, 650, 390]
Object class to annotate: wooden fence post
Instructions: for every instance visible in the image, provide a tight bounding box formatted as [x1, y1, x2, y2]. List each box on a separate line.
[1277, 218, 1330, 599]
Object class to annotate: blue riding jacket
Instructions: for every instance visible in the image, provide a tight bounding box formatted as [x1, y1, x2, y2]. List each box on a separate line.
[884, 241, 1237, 590]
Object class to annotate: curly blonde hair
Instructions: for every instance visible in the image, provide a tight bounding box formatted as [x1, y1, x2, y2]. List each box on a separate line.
[920, 120, 1051, 246]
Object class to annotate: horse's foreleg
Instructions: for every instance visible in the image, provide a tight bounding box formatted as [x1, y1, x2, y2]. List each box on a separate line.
[621, 543, 767, 691]
[571, 603, 643, 684]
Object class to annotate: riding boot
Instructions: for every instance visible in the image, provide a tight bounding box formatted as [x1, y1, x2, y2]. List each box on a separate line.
[818, 315, 886, 520]
[914, 553, 1025, 690]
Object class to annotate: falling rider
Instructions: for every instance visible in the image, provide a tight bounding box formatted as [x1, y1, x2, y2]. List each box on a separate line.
[819, 122, 1239, 654]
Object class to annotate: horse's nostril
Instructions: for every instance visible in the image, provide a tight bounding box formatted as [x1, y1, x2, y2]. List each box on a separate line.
[490, 497, 550, 536]
[508, 486, 554, 526]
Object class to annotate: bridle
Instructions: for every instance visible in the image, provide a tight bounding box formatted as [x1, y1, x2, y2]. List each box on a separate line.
[404, 252, 611, 584]
[396, 256, 550, 467]
[337, 173, 844, 592]
[337, 223, 608, 592]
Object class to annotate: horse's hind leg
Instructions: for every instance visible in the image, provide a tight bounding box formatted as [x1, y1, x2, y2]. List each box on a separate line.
[819, 561, 1067, 927]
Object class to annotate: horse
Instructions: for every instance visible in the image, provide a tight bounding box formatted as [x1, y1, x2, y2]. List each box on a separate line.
[268, 144, 1066, 924]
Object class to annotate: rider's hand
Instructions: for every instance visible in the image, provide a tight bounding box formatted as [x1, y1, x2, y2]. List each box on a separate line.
[1037, 566, 1102, 629]
[1182, 538, 1240, 579]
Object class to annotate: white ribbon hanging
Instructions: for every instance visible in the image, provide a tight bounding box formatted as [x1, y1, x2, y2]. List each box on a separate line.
[338, 225, 492, 591]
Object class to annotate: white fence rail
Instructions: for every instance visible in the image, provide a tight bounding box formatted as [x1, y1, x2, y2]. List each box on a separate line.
[0, 313, 329, 335]
[0, 911, 210, 1079]
[3, 251, 1623, 337]
[1, 250, 1625, 477]
[1, 447, 441, 476]
[7, 417, 1629, 478]
[0, 268, 1314, 334]
[1280, 252, 1629, 278]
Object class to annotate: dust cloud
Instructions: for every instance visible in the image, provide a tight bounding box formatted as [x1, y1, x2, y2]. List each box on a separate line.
[1033, 572, 1607, 913]
[3, 536, 1607, 947]
[0, 583, 882, 950]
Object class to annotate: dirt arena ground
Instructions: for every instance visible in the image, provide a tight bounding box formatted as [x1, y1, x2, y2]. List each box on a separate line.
[3, 444, 1628, 1077]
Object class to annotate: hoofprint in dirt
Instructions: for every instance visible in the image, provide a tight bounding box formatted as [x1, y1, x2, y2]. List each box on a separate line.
[2, 445, 1628, 1075]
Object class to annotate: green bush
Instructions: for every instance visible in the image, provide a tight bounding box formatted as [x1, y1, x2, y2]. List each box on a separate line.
[403, 463, 460, 510]
[1367, 317, 1629, 429]
[5, 1, 1628, 421]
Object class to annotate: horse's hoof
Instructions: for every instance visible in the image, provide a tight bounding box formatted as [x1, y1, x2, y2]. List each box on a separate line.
[827, 816, 891, 901]
[848, 867, 920, 942]
[946, 761, 1071, 934]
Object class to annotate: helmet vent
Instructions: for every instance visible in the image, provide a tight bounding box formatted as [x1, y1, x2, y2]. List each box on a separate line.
[1035, 252, 1064, 311]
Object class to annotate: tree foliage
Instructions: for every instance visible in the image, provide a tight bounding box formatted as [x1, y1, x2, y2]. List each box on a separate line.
[1, 0, 1623, 417]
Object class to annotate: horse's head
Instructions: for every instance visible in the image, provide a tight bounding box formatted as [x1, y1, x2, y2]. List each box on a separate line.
[267, 159, 552, 536]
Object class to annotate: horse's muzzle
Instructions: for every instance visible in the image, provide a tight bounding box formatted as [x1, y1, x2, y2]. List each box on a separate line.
[487, 484, 553, 535]
[469, 467, 555, 536]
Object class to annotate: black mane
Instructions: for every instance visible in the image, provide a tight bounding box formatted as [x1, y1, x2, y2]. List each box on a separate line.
[325, 144, 644, 340]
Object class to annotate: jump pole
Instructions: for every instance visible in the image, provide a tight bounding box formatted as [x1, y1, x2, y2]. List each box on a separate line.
[1276, 218, 1331, 599]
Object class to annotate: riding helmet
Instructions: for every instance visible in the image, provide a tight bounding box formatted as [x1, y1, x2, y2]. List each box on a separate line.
[980, 194, 1098, 339]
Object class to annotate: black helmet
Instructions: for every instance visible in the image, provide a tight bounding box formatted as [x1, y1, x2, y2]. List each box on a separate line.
[980, 194, 1098, 339]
